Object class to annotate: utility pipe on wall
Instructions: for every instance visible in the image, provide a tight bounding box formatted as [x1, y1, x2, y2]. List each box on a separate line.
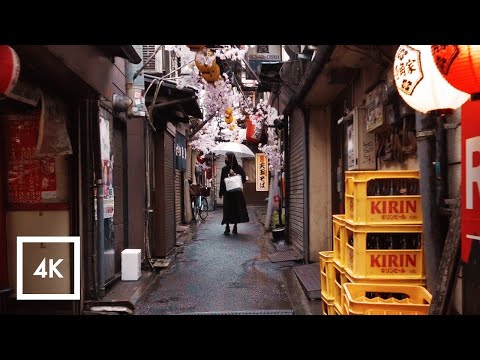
[416, 112, 444, 293]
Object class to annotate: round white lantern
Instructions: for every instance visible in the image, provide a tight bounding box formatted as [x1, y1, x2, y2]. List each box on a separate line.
[393, 45, 470, 114]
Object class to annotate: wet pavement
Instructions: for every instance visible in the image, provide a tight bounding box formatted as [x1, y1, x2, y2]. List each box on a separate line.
[134, 206, 293, 315]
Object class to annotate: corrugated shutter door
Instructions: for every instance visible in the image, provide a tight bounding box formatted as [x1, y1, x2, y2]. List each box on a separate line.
[288, 109, 305, 256]
[165, 132, 176, 254]
[175, 169, 182, 226]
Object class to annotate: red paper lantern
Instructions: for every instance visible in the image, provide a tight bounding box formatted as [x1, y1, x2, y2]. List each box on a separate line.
[246, 116, 262, 144]
[432, 45, 480, 95]
[0, 45, 20, 94]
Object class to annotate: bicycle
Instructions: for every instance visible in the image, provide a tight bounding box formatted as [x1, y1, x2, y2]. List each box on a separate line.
[191, 186, 209, 221]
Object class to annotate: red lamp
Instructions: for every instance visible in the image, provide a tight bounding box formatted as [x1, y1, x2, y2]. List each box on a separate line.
[246, 116, 262, 143]
[432, 45, 480, 95]
[0, 45, 20, 94]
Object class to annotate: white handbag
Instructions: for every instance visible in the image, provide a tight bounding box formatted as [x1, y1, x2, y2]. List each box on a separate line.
[225, 174, 243, 192]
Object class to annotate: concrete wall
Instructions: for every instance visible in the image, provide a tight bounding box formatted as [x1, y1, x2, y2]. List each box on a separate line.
[7, 211, 70, 295]
[308, 107, 332, 262]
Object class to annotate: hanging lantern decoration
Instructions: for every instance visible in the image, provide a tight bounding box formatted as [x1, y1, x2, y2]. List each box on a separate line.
[201, 63, 220, 83]
[431, 45, 480, 95]
[0, 45, 20, 94]
[195, 49, 216, 72]
[224, 107, 234, 124]
[393, 45, 469, 114]
[246, 115, 263, 143]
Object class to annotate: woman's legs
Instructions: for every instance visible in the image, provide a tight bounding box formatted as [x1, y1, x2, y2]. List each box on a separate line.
[232, 223, 237, 234]
[224, 223, 230, 234]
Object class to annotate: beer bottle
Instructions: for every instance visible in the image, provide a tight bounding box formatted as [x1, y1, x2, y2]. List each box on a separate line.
[348, 234, 354, 247]
[367, 234, 376, 249]
[367, 180, 374, 196]
[386, 234, 394, 249]
[409, 234, 420, 249]
[375, 179, 381, 196]
[400, 233, 408, 249]
[399, 179, 408, 195]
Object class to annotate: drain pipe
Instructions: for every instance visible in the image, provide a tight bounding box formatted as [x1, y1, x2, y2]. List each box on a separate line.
[434, 113, 448, 214]
[91, 103, 106, 299]
[416, 111, 445, 293]
[125, 45, 155, 269]
[283, 45, 335, 116]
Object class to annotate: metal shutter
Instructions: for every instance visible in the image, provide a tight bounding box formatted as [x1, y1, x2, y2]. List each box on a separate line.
[288, 108, 306, 256]
[164, 132, 176, 254]
[175, 169, 182, 226]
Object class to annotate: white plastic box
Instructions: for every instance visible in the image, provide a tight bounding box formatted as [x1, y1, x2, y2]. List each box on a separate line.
[121, 249, 141, 281]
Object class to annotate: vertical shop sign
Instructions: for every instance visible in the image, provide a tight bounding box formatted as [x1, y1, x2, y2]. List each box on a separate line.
[462, 101, 480, 264]
[99, 116, 114, 218]
[256, 153, 269, 191]
[175, 132, 187, 171]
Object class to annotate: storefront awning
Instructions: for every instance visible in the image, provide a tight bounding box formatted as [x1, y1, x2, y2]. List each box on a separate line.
[144, 78, 203, 122]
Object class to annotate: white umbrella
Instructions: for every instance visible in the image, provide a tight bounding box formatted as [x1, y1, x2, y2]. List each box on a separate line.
[209, 142, 255, 158]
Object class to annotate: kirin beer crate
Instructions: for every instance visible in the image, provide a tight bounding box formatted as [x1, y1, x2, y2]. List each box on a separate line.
[319, 251, 335, 301]
[332, 261, 351, 315]
[332, 215, 346, 267]
[344, 222, 425, 283]
[321, 294, 336, 315]
[343, 283, 432, 315]
[344, 170, 422, 225]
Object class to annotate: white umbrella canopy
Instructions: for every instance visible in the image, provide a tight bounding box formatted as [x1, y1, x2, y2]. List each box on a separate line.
[209, 142, 255, 158]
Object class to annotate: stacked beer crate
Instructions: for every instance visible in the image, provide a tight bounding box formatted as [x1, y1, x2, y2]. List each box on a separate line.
[321, 170, 432, 315]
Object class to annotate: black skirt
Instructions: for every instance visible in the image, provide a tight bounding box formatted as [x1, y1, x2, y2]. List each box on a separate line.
[222, 191, 250, 225]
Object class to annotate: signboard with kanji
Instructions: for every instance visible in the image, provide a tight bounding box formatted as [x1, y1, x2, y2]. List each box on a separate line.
[5, 112, 57, 204]
[256, 153, 269, 192]
[462, 100, 480, 264]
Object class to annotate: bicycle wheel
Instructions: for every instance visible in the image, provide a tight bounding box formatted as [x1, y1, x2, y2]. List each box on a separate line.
[199, 197, 209, 220]
[193, 199, 200, 221]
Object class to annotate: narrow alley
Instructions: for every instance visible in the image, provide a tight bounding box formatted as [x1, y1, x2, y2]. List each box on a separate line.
[134, 207, 294, 315]
[1, 44, 477, 317]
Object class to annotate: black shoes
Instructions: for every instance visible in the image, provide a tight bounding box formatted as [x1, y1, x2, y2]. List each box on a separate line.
[224, 225, 230, 235]
[232, 225, 238, 234]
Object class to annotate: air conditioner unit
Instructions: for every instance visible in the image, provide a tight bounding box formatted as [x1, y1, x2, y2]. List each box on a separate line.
[347, 107, 377, 170]
[142, 45, 173, 75]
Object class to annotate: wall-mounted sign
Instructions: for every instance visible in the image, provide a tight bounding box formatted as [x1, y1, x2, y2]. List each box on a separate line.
[5, 112, 57, 204]
[176, 132, 187, 171]
[247, 45, 282, 80]
[256, 153, 269, 192]
[462, 100, 480, 264]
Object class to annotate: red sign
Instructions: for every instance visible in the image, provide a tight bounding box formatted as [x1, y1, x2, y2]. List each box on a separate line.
[461, 100, 480, 263]
[6, 112, 57, 204]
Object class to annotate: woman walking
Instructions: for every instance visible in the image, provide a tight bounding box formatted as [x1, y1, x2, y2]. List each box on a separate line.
[219, 151, 249, 234]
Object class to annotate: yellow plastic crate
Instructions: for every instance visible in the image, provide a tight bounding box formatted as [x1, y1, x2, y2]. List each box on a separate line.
[344, 222, 425, 281]
[343, 283, 432, 315]
[332, 215, 346, 267]
[332, 262, 350, 314]
[319, 251, 335, 301]
[321, 294, 336, 315]
[344, 170, 422, 225]
[345, 271, 426, 286]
